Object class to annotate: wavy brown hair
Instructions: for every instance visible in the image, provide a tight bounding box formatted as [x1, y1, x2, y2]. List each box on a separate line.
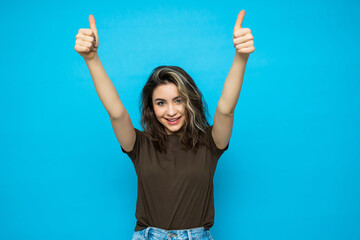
[139, 66, 211, 154]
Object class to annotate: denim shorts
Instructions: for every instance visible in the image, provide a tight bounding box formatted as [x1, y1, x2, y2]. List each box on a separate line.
[131, 226, 214, 240]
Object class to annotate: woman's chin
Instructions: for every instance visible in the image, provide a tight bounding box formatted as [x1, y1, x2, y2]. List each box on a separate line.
[164, 123, 185, 135]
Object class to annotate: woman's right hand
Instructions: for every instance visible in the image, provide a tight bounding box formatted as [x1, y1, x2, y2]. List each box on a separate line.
[74, 14, 99, 60]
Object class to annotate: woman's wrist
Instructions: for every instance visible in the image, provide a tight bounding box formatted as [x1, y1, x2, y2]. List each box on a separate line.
[84, 51, 99, 63]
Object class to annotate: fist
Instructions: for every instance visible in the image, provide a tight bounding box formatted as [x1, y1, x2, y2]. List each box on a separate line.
[233, 10, 255, 55]
[74, 14, 99, 60]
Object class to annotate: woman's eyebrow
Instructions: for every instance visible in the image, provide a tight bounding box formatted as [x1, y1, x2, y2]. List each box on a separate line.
[154, 96, 181, 101]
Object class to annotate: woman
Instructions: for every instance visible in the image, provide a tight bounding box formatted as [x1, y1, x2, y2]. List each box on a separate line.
[74, 10, 254, 240]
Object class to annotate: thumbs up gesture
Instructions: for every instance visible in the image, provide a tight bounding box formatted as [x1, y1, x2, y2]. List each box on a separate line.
[74, 14, 99, 60]
[233, 10, 255, 55]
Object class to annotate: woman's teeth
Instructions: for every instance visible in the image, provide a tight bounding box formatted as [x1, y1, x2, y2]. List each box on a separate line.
[167, 117, 180, 121]
[166, 116, 181, 124]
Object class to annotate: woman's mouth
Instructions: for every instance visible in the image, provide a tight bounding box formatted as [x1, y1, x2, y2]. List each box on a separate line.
[165, 116, 182, 125]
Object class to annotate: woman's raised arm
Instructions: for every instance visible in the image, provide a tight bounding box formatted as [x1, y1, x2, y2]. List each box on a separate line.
[74, 15, 136, 152]
[212, 10, 255, 149]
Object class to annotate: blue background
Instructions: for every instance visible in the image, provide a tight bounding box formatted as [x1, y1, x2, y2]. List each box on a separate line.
[1, 0, 359, 239]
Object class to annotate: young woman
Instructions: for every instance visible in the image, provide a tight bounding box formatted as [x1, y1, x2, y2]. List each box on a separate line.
[74, 10, 254, 240]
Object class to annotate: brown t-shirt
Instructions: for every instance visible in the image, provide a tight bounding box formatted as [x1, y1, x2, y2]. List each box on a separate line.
[121, 125, 229, 231]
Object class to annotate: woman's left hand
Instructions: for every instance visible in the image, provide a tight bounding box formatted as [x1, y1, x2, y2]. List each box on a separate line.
[233, 10, 255, 55]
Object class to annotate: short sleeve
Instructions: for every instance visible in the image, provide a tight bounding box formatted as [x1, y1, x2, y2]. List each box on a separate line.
[120, 128, 142, 162]
[207, 125, 229, 159]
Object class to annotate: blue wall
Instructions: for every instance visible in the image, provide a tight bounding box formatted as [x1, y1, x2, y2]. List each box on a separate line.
[1, 0, 359, 239]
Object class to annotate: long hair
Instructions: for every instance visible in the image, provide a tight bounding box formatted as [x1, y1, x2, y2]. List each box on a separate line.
[140, 66, 211, 153]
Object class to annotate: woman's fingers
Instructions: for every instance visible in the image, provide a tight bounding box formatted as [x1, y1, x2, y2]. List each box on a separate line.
[76, 33, 95, 43]
[78, 28, 95, 36]
[234, 28, 251, 38]
[234, 42, 255, 54]
[234, 40, 254, 49]
[237, 46, 255, 54]
[233, 10, 245, 33]
[75, 37, 97, 52]
[74, 45, 90, 53]
[77, 39, 91, 48]
[75, 40, 90, 52]
[75, 30, 97, 52]
[233, 33, 253, 45]
[74, 16, 99, 60]
[232, 11, 255, 55]
[89, 15, 99, 48]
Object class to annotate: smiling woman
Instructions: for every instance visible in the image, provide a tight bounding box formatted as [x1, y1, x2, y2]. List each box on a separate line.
[118, 65, 230, 237]
[140, 66, 211, 154]
[74, 10, 254, 239]
[152, 84, 185, 134]
[153, 84, 185, 131]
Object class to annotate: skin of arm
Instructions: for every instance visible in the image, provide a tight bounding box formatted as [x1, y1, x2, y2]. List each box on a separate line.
[84, 52, 127, 119]
[217, 51, 249, 115]
[76, 15, 127, 119]
[84, 41, 136, 151]
[212, 10, 255, 149]
[75, 15, 135, 152]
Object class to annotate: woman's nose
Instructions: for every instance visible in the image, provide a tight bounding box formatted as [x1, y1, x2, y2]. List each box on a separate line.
[166, 104, 176, 116]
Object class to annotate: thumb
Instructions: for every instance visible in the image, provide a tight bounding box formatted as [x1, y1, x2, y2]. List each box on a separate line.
[89, 14, 98, 47]
[233, 10, 245, 33]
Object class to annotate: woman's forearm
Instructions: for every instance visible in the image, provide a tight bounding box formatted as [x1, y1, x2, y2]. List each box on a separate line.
[84, 52, 126, 118]
[217, 10, 254, 115]
[218, 51, 249, 115]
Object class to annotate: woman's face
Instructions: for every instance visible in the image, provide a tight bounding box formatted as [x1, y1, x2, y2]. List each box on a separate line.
[152, 82, 186, 135]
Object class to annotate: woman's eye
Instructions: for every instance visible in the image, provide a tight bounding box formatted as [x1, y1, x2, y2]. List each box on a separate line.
[157, 102, 164, 106]
[176, 99, 182, 103]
